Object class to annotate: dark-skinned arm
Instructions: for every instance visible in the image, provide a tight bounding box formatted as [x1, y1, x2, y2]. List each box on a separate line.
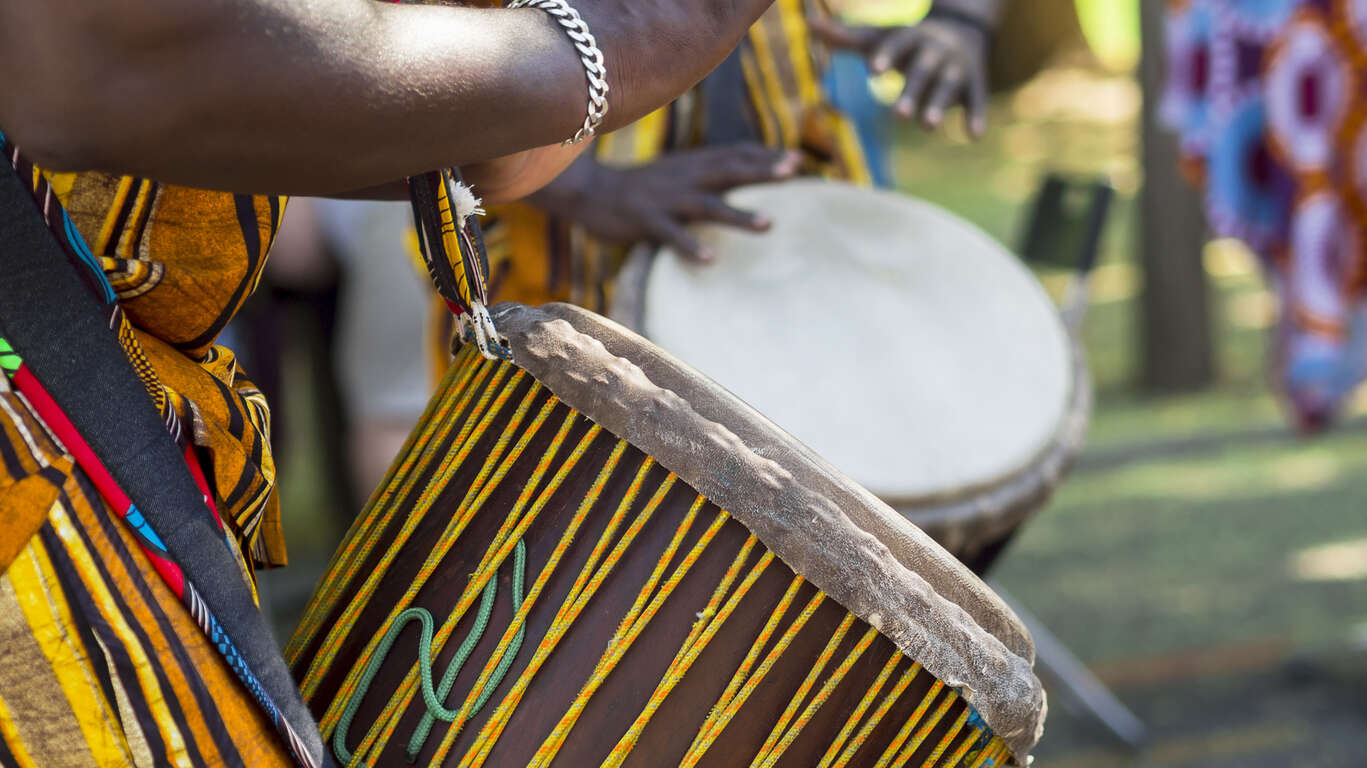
[0, 0, 775, 197]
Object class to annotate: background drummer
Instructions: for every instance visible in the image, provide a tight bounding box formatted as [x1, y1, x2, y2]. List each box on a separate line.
[478, 0, 1004, 312]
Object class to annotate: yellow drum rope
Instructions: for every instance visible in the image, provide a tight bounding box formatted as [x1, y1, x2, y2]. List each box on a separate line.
[822, 658, 923, 768]
[752, 624, 882, 768]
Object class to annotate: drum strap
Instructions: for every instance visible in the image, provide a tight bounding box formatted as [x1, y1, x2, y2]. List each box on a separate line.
[0, 136, 331, 768]
[408, 168, 513, 361]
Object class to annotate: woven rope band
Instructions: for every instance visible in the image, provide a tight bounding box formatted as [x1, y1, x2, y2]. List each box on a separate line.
[508, 0, 609, 144]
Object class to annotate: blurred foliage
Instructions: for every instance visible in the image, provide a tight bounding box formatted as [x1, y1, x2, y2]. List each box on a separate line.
[1076, 0, 1141, 72]
[835, 0, 1141, 73]
[829, 0, 929, 25]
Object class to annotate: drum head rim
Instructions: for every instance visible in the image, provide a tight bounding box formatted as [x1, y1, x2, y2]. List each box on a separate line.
[888, 332, 1088, 510]
[899, 339, 1092, 561]
[638, 179, 1075, 505]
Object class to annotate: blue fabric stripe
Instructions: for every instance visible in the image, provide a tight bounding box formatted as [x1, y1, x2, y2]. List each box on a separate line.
[62, 210, 115, 303]
[124, 506, 169, 552]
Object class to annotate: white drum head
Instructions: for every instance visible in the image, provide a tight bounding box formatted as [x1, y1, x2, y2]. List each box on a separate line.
[639, 179, 1072, 504]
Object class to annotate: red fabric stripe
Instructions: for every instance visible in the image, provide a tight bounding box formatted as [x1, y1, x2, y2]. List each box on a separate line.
[183, 441, 227, 532]
[14, 364, 133, 511]
[145, 543, 187, 597]
[12, 362, 187, 596]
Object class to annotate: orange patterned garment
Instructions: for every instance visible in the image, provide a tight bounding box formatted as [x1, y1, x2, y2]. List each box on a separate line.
[37, 170, 287, 570]
[0, 156, 300, 764]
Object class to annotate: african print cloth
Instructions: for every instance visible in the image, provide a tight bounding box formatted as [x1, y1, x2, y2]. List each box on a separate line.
[1162, 0, 1367, 426]
[0, 371, 295, 767]
[0, 133, 314, 765]
[0, 154, 286, 570]
[476, 0, 874, 316]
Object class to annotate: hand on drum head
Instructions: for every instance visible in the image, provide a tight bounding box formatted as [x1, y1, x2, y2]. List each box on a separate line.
[528, 144, 801, 262]
[809, 11, 992, 138]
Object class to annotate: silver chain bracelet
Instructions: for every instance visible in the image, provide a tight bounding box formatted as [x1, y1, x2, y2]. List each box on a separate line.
[507, 0, 609, 144]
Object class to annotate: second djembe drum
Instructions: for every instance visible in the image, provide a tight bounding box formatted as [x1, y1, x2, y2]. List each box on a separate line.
[613, 179, 1089, 572]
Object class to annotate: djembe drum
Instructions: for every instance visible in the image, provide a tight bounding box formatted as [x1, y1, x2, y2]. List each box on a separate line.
[286, 302, 1044, 767]
[611, 179, 1089, 572]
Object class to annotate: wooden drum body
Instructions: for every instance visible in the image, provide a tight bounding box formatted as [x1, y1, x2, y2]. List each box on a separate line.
[286, 303, 1043, 767]
[612, 180, 1090, 570]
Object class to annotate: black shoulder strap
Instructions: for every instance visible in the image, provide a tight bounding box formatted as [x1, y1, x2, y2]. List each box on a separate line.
[0, 160, 329, 767]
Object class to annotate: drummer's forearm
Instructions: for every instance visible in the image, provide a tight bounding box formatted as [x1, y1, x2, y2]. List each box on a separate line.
[1, 0, 594, 195]
[927, 0, 1002, 25]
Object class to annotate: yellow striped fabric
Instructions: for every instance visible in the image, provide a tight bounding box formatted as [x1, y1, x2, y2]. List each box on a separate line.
[0, 378, 293, 767]
[16, 157, 290, 574]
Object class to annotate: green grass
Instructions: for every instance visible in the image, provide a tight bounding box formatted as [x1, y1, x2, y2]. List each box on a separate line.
[998, 431, 1367, 664]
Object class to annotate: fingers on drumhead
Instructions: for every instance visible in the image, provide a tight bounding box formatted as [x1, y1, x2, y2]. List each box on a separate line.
[871, 27, 919, 73]
[966, 70, 988, 137]
[702, 145, 800, 189]
[696, 195, 770, 231]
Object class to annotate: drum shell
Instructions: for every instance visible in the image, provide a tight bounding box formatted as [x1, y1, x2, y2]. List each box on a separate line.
[286, 305, 1042, 766]
[292, 413, 999, 766]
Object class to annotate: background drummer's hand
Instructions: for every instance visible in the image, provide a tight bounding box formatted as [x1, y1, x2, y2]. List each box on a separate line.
[528, 144, 801, 262]
[809, 12, 991, 138]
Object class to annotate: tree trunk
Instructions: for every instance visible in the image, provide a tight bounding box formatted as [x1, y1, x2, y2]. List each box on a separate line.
[1138, 0, 1215, 393]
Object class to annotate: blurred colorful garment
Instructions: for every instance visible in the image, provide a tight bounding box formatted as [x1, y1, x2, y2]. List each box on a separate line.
[1162, 0, 1367, 428]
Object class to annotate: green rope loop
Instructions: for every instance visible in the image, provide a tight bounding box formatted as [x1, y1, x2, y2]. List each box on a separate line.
[406, 538, 527, 760]
[332, 538, 528, 767]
